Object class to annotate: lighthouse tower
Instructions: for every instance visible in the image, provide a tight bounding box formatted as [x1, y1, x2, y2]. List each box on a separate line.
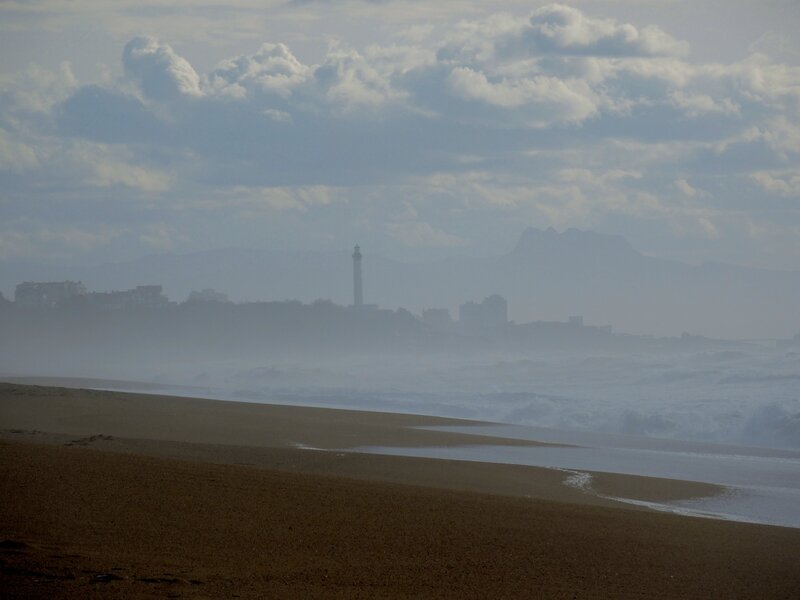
[352, 244, 363, 307]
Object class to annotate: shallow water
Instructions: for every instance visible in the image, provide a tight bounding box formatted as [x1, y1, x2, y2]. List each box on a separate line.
[353, 424, 800, 529]
[93, 376, 800, 528]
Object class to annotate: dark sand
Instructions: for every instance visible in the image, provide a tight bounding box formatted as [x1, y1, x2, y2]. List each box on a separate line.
[2, 382, 799, 598]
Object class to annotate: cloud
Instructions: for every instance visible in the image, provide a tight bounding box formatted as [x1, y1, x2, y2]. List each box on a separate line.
[88, 159, 172, 192]
[44, 9, 796, 169]
[446, 66, 597, 125]
[0, 128, 39, 172]
[210, 185, 335, 212]
[1, 5, 799, 266]
[122, 36, 203, 101]
[674, 178, 707, 198]
[751, 170, 800, 197]
[438, 4, 688, 67]
[57, 85, 164, 142]
[314, 44, 406, 112]
[386, 220, 466, 247]
[0, 62, 77, 120]
[208, 42, 310, 99]
[0, 222, 121, 260]
[504, 4, 689, 59]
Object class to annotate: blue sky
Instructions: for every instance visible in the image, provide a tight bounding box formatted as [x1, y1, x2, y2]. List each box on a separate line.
[1, 1, 798, 268]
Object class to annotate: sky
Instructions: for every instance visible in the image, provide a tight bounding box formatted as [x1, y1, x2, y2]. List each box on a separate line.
[1, 1, 799, 269]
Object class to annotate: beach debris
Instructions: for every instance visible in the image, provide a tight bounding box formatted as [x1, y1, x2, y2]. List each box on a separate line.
[0, 539, 30, 551]
[65, 434, 114, 447]
[92, 572, 124, 582]
[138, 575, 186, 584]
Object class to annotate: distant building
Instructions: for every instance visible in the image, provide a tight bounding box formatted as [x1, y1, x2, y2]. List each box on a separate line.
[86, 285, 169, 310]
[422, 308, 453, 331]
[14, 281, 87, 308]
[459, 294, 508, 333]
[185, 288, 230, 304]
[568, 315, 584, 327]
[352, 244, 363, 307]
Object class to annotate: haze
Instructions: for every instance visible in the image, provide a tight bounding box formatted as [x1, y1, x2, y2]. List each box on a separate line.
[1, 2, 799, 450]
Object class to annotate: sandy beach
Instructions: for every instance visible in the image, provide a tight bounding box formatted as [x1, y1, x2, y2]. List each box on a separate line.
[2, 381, 799, 598]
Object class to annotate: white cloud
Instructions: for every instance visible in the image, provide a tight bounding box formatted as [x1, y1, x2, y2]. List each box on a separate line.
[674, 178, 708, 198]
[88, 159, 173, 192]
[208, 42, 310, 99]
[0, 4, 798, 267]
[751, 170, 800, 197]
[199, 185, 336, 213]
[0, 222, 121, 260]
[314, 44, 408, 112]
[0, 128, 39, 172]
[446, 67, 598, 124]
[123, 36, 203, 101]
[668, 91, 739, 118]
[507, 4, 689, 58]
[438, 4, 688, 67]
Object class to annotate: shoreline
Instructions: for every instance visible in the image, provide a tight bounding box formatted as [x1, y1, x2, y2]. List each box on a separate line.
[3, 382, 800, 597]
[0, 381, 725, 507]
[3, 440, 800, 598]
[3, 379, 800, 529]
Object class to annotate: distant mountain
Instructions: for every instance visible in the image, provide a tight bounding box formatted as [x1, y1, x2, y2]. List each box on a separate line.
[2, 228, 799, 338]
[511, 227, 641, 264]
[364, 228, 800, 339]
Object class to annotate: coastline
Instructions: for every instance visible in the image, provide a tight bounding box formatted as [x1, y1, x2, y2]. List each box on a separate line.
[0, 380, 721, 506]
[2, 381, 800, 597]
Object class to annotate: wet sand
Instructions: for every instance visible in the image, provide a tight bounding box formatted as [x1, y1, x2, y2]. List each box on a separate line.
[2, 382, 800, 598]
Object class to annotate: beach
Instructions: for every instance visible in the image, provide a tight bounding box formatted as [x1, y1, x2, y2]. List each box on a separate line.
[2, 381, 799, 598]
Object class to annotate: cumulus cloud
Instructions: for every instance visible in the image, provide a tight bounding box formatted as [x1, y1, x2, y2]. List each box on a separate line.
[438, 4, 688, 66]
[1, 4, 799, 266]
[49, 7, 796, 152]
[208, 42, 310, 99]
[502, 4, 689, 59]
[314, 45, 406, 112]
[122, 36, 203, 101]
[446, 67, 597, 125]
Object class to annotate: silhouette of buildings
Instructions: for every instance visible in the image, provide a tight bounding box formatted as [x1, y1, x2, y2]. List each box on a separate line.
[459, 294, 508, 333]
[86, 285, 170, 310]
[186, 288, 231, 304]
[422, 308, 454, 331]
[352, 244, 363, 307]
[15, 281, 87, 308]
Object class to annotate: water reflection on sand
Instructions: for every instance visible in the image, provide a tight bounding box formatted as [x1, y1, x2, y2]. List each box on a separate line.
[354, 424, 800, 529]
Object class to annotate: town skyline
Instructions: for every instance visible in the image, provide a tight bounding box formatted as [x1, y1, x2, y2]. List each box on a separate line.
[4, 227, 800, 341]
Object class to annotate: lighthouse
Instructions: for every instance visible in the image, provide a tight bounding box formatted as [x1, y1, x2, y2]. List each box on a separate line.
[352, 244, 363, 307]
